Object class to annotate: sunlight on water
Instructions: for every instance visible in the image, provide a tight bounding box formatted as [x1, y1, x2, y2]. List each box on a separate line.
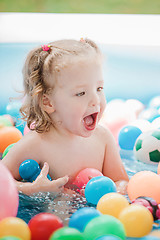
[17, 191, 87, 225]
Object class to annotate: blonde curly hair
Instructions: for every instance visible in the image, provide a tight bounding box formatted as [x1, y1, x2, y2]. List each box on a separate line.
[20, 39, 102, 133]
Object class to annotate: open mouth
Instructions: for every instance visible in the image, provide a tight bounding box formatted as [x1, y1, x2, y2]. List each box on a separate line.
[83, 112, 98, 131]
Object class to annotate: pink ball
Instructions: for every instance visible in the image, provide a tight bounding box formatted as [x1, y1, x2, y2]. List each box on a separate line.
[72, 168, 103, 190]
[127, 171, 160, 204]
[0, 162, 19, 220]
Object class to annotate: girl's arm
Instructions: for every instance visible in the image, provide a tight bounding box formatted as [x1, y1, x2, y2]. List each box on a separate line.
[1, 134, 69, 195]
[16, 163, 69, 195]
[101, 127, 129, 194]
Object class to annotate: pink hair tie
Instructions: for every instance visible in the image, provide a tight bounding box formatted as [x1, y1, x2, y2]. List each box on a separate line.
[80, 38, 85, 43]
[41, 45, 51, 51]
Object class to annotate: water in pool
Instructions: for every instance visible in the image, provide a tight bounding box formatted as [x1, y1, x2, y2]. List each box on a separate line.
[17, 156, 158, 223]
[1, 42, 160, 239]
[16, 156, 160, 240]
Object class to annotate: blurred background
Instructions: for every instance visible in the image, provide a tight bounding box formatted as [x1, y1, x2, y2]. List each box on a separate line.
[0, 0, 160, 14]
[0, 0, 160, 120]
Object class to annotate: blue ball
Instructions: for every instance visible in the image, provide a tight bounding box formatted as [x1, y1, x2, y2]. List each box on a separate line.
[69, 207, 101, 232]
[15, 119, 26, 134]
[85, 176, 117, 205]
[6, 101, 21, 121]
[19, 159, 52, 182]
[96, 236, 121, 240]
[118, 125, 142, 150]
[137, 236, 160, 240]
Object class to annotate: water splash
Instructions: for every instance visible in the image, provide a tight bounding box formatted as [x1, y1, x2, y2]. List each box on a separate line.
[17, 191, 87, 225]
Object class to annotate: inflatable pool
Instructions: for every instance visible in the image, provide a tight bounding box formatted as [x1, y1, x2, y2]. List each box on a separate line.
[1, 13, 160, 240]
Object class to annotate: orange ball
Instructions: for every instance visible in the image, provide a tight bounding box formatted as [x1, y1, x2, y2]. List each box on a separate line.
[0, 127, 22, 153]
[0, 217, 31, 240]
[127, 171, 160, 203]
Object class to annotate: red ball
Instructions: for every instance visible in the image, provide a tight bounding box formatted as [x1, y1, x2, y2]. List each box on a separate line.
[28, 213, 63, 240]
[72, 168, 103, 190]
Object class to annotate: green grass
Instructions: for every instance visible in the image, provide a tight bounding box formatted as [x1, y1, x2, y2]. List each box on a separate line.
[0, 0, 160, 14]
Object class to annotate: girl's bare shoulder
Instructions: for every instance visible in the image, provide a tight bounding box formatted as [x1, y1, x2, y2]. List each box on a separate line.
[95, 124, 114, 140]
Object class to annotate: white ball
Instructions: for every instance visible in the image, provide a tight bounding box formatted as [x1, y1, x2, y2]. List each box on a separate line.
[134, 129, 160, 164]
[130, 119, 151, 132]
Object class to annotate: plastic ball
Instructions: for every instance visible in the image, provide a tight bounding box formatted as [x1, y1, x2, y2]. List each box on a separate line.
[72, 168, 103, 190]
[2, 143, 15, 159]
[138, 108, 160, 122]
[127, 171, 160, 204]
[0, 115, 13, 128]
[28, 213, 63, 240]
[3, 114, 14, 125]
[129, 119, 151, 133]
[97, 193, 129, 218]
[151, 117, 160, 129]
[49, 227, 84, 240]
[15, 119, 26, 134]
[83, 215, 126, 240]
[0, 217, 31, 240]
[100, 99, 136, 141]
[0, 126, 22, 153]
[0, 162, 19, 220]
[125, 99, 144, 117]
[149, 95, 160, 109]
[118, 204, 153, 238]
[140, 237, 160, 240]
[131, 196, 160, 220]
[6, 101, 21, 122]
[19, 159, 52, 182]
[85, 176, 117, 205]
[96, 236, 121, 240]
[69, 207, 101, 232]
[118, 125, 142, 150]
[0, 237, 22, 240]
[134, 129, 160, 164]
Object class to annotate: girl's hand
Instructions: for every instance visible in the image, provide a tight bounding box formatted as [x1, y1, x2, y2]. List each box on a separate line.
[115, 180, 128, 195]
[33, 162, 69, 193]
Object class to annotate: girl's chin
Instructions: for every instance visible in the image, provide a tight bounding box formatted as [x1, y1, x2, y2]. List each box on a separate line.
[80, 127, 96, 137]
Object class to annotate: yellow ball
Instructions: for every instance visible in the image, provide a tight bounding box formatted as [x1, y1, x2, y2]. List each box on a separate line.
[119, 204, 153, 238]
[0, 217, 31, 240]
[97, 192, 129, 218]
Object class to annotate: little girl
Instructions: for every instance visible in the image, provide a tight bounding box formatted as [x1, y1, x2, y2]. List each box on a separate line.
[2, 38, 129, 195]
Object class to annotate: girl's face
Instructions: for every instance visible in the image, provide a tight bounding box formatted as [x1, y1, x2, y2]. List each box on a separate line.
[50, 60, 106, 137]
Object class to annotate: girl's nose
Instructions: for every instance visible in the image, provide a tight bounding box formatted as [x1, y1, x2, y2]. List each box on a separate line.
[89, 93, 100, 107]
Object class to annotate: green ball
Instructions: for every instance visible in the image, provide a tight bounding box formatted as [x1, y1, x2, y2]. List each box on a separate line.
[0, 237, 21, 240]
[0, 116, 13, 127]
[49, 227, 84, 240]
[2, 143, 15, 158]
[83, 215, 126, 240]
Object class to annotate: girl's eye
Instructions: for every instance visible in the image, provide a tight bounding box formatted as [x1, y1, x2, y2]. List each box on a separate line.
[97, 87, 104, 92]
[76, 92, 85, 97]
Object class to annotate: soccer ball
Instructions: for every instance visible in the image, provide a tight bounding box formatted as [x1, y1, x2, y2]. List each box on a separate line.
[134, 129, 160, 164]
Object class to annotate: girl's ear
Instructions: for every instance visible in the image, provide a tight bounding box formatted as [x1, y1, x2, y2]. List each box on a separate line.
[42, 94, 55, 114]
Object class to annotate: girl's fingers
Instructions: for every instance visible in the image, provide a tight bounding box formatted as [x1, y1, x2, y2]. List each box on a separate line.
[40, 162, 49, 177]
[54, 175, 69, 188]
